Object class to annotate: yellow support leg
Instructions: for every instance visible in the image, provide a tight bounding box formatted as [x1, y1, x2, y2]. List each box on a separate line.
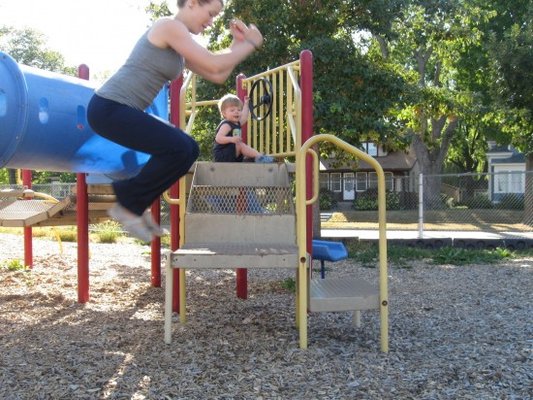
[179, 268, 186, 323]
[298, 257, 308, 349]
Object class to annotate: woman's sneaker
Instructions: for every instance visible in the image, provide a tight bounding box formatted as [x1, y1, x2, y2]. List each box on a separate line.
[142, 211, 168, 237]
[108, 204, 153, 242]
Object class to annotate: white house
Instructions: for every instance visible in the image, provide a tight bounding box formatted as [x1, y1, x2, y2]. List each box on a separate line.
[486, 142, 526, 202]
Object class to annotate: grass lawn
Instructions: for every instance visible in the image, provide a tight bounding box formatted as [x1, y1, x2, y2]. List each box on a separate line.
[322, 209, 532, 232]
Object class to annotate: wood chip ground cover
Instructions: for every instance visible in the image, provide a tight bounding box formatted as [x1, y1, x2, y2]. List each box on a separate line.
[0, 233, 531, 400]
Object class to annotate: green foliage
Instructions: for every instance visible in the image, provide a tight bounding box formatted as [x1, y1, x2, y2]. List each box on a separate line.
[146, 1, 172, 21]
[280, 277, 296, 293]
[319, 189, 337, 211]
[2, 258, 28, 272]
[347, 241, 430, 268]
[0, 169, 8, 184]
[93, 220, 123, 244]
[431, 246, 511, 265]
[0, 26, 76, 75]
[353, 189, 401, 210]
[458, 194, 493, 210]
[347, 241, 519, 267]
[55, 228, 77, 242]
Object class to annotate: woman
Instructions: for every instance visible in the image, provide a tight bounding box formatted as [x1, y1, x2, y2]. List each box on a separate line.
[87, 0, 263, 242]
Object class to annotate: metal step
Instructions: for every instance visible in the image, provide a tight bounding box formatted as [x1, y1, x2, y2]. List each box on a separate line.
[170, 243, 298, 269]
[309, 278, 379, 312]
[170, 242, 298, 269]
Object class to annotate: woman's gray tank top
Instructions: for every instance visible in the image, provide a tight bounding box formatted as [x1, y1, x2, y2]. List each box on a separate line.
[96, 30, 184, 110]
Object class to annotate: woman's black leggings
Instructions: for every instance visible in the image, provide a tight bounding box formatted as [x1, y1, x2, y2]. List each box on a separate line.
[87, 94, 199, 216]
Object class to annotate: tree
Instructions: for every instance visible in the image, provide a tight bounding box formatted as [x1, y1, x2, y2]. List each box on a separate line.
[0, 26, 76, 75]
[363, 1, 498, 207]
[483, 0, 533, 224]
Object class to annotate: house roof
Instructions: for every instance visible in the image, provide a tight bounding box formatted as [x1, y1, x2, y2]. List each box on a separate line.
[487, 144, 525, 164]
[491, 152, 525, 164]
[487, 144, 513, 154]
[320, 149, 417, 172]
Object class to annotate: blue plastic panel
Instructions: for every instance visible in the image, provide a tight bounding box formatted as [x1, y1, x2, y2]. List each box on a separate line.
[0, 51, 169, 180]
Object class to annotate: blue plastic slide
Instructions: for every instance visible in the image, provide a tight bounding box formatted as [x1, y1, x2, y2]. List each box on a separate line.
[0, 51, 168, 180]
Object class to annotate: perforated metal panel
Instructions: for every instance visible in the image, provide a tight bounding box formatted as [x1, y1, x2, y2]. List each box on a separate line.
[187, 185, 293, 215]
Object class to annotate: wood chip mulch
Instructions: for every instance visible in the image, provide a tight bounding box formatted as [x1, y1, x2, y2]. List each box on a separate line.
[0, 233, 531, 400]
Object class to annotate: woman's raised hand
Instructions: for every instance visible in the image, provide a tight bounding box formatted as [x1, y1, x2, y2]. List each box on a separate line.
[230, 19, 263, 50]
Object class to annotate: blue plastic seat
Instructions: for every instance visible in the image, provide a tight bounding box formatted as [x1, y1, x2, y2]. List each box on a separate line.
[311, 239, 348, 279]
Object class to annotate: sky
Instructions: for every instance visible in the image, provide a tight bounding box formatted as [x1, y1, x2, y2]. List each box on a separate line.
[0, 0, 176, 80]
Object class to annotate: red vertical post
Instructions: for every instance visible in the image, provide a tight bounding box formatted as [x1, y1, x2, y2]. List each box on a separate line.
[21, 169, 33, 268]
[77, 64, 90, 303]
[169, 77, 183, 312]
[235, 73, 248, 299]
[300, 50, 314, 254]
[150, 199, 161, 287]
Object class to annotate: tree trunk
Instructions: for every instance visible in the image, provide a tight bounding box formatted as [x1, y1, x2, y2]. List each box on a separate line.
[411, 116, 459, 209]
[524, 154, 533, 226]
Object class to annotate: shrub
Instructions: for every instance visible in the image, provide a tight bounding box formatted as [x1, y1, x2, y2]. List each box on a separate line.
[319, 189, 337, 210]
[2, 259, 28, 271]
[93, 220, 123, 243]
[459, 194, 493, 209]
[352, 189, 401, 210]
[55, 228, 77, 242]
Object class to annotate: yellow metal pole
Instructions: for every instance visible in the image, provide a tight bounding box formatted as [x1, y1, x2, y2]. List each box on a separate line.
[295, 148, 308, 349]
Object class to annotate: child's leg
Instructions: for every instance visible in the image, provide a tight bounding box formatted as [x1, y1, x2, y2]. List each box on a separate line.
[236, 142, 261, 159]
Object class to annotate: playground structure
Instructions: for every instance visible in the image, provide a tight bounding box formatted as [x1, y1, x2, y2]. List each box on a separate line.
[0, 50, 389, 351]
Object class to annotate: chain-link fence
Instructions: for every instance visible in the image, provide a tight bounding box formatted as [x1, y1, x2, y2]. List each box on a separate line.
[3, 170, 532, 235]
[348, 171, 532, 234]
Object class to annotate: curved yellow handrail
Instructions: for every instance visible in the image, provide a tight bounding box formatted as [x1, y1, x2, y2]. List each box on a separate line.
[162, 190, 180, 206]
[305, 148, 319, 206]
[296, 134, 389, 353]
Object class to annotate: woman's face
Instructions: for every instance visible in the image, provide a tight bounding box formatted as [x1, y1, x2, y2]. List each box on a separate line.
[188, 0, 223, 34]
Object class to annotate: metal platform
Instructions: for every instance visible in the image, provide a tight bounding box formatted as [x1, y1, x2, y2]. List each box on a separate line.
[309, 278, 379, 312]
[0, 196, 73, 227]
[171, 242, 298, 269]
[0, 186, 115, 227]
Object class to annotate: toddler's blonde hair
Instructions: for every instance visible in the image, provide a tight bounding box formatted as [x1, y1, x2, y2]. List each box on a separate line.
[218, 94, 242, 116]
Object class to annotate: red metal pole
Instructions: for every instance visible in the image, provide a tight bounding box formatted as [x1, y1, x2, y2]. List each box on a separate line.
[235, 73, 248, 299]
[150, 199, 161, 287]
[21, 169, 33, 268]
[300, 50, 314, 254]
[170, 77, 183, 312]
[77, 64, 90, 303]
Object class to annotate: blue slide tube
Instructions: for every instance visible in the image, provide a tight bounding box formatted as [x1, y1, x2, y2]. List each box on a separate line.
[0, 51, 168, 180]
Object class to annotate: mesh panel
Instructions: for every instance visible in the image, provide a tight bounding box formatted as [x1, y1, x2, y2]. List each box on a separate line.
[0, 199, 57, 219]
[188, 186, 293, 215]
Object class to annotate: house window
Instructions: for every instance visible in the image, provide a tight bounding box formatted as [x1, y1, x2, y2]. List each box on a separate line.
[319, 173, 329, 190]
[361, 142, 388, 157]
[368, 172, 378, 189]
[495, 171, 525, 193]
[356, 172, 367, 191]
[385, 172, 394, 191]
[367, 142, 378, 156]
[330, 173, 342, 192]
